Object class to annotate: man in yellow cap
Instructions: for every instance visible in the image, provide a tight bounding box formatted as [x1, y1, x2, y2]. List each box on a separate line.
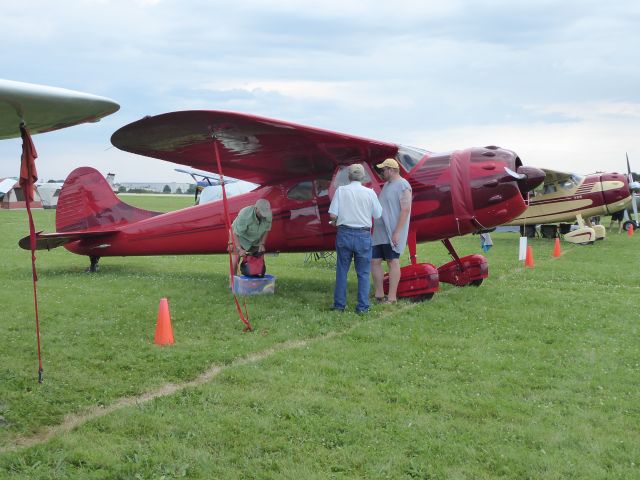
[371, 158, 412, 303]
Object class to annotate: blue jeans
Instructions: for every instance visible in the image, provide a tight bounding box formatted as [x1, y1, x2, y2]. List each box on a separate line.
[333, 227, 372, 313]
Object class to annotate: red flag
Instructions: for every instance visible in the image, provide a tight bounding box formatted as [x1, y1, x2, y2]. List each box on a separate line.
[19, 125, 44, 383]
[19, 126, 39, 201]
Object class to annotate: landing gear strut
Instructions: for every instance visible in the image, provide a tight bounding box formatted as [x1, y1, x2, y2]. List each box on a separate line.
[437, 239, 488, 287]
[87, 255, 100, 273]
[383, 230, 439, 301]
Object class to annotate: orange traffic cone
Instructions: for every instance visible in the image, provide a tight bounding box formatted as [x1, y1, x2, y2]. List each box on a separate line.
[553, 237, 561, 257]
[154, 298, 175, 345]
[628, 224, 634, 237]
[525, 245, 535, 268]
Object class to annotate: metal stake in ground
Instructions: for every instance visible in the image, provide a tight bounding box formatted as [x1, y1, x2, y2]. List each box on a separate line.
[19, 125, 44, 383]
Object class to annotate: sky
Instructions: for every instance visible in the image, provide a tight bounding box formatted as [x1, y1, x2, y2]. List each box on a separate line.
[1, 0, 639, 182]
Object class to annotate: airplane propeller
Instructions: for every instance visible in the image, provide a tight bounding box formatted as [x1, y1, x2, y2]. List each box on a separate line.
[504, 165, 545, 195]
[626, 153, 639, 229]
[504, 166, 525, 180]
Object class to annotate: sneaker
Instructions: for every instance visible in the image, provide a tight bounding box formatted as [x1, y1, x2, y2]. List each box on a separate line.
[330, 306, 345, 312]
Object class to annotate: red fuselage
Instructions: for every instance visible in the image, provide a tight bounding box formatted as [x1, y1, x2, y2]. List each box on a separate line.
[61, 146, 542, 257]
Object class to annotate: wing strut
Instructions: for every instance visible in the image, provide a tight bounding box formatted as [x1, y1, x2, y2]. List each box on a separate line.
[19, 125, 44, 382]
[212, 136, 253, 332]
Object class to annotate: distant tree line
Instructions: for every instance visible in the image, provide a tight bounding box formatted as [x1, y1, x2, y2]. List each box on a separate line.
[116, 184, 196, 194]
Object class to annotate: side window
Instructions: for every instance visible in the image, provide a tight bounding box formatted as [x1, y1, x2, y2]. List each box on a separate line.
[331, 165, 373, 189]
[315, 177, 331, 197]
[287, 181, 313, 201]
[329, 163, 379, 199]
[543, 183, 557, 194]
[396, 145, 428, 172]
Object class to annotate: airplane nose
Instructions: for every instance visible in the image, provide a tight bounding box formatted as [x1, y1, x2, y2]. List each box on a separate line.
[515, 166, 545, 194]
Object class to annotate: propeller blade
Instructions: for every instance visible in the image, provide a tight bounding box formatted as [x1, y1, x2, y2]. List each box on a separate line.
[626, 152, 637, 191]
[504, 166, 525, 180]
[626, 153, 640, 192]
[633, 192, 639, 225]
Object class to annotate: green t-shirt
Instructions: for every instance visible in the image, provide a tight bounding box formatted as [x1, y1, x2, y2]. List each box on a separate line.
[232, 205, 272, 250]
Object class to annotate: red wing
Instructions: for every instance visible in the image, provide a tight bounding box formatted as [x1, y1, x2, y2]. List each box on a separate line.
[111, 111, 398, 185]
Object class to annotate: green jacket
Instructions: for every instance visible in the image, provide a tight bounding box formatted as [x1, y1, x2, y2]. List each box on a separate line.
[232, 205, 272, 250]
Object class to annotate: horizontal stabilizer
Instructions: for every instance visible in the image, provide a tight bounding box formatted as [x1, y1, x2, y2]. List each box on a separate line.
[18, 230, 118, 251]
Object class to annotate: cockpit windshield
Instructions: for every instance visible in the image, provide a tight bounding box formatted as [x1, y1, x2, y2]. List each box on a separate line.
[570, 174, 583, 184]
[559, 174, 582, 190]
[396, 145, 429, 172]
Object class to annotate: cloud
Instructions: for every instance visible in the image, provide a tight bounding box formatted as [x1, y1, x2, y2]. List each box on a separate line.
[1, 1, 639, 182]
[524, 102, 640, 122]
[407, 118, 640, 175]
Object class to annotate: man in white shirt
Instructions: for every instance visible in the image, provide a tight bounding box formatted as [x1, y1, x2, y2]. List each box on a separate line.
[328, 163, 383, 313]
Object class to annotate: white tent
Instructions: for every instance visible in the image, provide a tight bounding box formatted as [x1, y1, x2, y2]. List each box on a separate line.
[0, 178, 43, 209]
[36, 182, 63, 209]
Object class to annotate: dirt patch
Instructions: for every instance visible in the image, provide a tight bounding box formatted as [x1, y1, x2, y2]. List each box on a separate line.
[2, 334, 338, 453]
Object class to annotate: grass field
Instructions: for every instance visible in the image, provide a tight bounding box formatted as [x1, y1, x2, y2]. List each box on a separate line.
[0, 196, 639, 479]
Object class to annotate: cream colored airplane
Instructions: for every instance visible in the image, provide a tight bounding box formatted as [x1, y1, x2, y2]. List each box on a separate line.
[505, 166, 639, 244]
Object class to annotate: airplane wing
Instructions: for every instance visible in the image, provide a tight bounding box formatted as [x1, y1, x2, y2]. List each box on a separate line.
[174, 167, 242, 185]
[541, 168, 573, 185]
[0, 79, 120, 140]
[175, 167, 223, 181]
[111, 111, 399, 185]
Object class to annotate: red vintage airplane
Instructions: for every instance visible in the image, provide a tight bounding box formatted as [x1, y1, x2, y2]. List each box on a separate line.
[21, 111, 544, 299]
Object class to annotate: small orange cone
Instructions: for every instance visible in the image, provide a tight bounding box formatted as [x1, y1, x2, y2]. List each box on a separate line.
[553, 237, 561, 257]
[525, 245, 535, 268]
[154, 298, 175, 345]
[628, 224, 634, 237]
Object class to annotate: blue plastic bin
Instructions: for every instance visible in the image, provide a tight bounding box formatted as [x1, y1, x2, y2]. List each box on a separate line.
[232, 274, 276, 295]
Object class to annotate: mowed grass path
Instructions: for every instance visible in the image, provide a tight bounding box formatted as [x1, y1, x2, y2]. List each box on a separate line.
[0, 196, 639, 478]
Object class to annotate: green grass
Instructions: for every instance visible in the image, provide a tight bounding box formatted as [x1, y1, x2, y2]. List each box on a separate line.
[0, 198, 639, 479]
[117, 194, 194, 212]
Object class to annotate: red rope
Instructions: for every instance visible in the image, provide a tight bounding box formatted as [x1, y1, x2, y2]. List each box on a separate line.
[19, 125, 43, 382]
[212, 138, 253, 332]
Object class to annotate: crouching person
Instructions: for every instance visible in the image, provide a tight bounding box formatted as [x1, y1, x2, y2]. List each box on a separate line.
[229, 199, 272, 275]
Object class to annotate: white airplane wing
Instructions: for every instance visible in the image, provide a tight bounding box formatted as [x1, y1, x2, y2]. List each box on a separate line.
[0, 79, 119, 140]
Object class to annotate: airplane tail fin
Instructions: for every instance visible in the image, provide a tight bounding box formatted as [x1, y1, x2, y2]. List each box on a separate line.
[56, 166, 161, 232]
[19, 167, 163, 251]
